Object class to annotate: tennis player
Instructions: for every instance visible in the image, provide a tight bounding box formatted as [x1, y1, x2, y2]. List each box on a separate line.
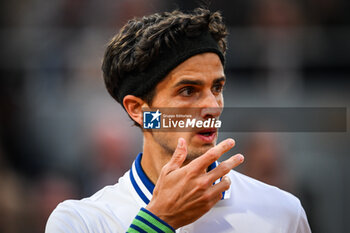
[46, 8, 311, 233]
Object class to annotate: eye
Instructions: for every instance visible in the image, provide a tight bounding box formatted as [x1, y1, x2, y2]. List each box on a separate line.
[212, 83, 224, 94]
[179, 86, 196, 97]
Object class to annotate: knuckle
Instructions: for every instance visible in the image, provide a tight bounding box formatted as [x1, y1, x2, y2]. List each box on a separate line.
[198, 178, 210, 188]
[220, 162, 231, 173]
[162, 163, 169, 170]
[161, 164, 170, 174]
[201, 193, 211, 202]
[222, 142, 230, 151]
[221, 180, 230, 190]
[206, 149, 218, 161]
[221, 141, 230, 151]
[172, 153, 181, 161]
[186, 169, 198, 178]
[194, 184, 205, 193]
[205, 150, 215, 159]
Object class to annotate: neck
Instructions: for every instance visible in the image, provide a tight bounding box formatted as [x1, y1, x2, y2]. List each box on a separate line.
[141, 133, 172, 185]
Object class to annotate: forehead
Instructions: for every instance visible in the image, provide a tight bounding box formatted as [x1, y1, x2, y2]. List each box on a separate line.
[157, 52, 224, 88]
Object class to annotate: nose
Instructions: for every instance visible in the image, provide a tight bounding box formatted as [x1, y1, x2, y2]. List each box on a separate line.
[199, 91, 223, 119]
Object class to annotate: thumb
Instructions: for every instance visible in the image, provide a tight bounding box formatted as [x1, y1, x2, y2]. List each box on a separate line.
[166, 137, 187, 172]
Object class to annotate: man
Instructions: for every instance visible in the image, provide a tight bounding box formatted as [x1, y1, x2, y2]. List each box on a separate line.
[46, 8, 311, 233]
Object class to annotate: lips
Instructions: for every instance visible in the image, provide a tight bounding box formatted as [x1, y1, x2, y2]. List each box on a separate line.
[196, 128, 217, 143]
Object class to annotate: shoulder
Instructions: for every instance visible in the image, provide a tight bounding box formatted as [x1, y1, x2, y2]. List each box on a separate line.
[229, 170, 300, 202]
[45, 172, 138, 233]
[213, 170, 311, 232]
[46, 189, 124, 233]
[46, 199, 97, 232]
[228, 170, 304, 219]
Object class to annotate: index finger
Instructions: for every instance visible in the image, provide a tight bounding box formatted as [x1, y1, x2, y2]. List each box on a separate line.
[189, 138, 235, 171]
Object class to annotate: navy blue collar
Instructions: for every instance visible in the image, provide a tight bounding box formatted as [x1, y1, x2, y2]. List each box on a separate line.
[130, 153, 228, 205]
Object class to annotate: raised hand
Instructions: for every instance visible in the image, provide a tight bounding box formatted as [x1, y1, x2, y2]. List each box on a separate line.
[146, 137, 244, 229]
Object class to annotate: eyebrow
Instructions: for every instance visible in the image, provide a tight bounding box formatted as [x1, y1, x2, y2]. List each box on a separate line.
[213, 77, 226, 85]
[173, 76, 226, 88]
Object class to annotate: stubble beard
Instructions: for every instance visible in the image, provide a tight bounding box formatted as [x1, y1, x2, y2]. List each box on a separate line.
[152, 133, 215, 161]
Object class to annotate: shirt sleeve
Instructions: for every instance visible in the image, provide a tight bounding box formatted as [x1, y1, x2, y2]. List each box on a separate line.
[45, 207, 88, 233]
[45, 201, 125, 233]
[127, 207, 175, 233]
[296, 205, 312, 233]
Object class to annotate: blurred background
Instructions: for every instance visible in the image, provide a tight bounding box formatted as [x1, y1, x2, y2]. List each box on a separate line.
[0, 0, 349, 232]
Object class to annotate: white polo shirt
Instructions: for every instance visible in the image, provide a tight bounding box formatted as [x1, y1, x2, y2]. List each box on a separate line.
[46, 153, 311, 233]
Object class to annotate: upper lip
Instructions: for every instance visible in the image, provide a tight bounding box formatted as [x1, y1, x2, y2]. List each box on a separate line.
[197, 128, 217, 134]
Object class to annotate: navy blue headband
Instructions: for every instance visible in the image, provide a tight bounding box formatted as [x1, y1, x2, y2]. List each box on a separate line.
[116, 30, 225, 103]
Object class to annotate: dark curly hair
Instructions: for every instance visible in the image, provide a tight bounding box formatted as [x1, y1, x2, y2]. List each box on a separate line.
[102, 8, 228, 107]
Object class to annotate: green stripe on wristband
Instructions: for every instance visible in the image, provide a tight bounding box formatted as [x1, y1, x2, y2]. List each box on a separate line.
[132, 218, 157, 233]
[138, 209, 174, 233]
[126, 227, 139, 233]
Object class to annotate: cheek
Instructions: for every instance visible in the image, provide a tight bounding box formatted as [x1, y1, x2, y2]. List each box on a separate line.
[217, 95, 224, 107]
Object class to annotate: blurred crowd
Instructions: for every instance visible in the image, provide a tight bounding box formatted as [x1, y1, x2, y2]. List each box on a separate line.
[0, 0, 349, 232]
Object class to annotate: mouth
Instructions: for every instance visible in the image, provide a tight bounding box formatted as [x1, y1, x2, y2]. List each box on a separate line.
[196, 128, 217, 143]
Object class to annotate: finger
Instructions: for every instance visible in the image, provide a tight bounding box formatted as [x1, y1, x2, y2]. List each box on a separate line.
[206, 154, 244, 183]
[190, 138, 235, 171]
[165, 137, 187, 173]
[201, 176, 231, 208]
[208, 176, 231, 199]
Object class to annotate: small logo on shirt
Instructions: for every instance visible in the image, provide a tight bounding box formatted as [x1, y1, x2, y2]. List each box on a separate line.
[143, 110, 161, 129]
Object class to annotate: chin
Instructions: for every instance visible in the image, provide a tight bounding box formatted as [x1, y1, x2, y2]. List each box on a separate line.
[186, 143, 215, 160]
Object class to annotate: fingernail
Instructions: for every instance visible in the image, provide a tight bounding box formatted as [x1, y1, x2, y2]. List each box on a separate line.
[228, 139, 235, 147]
[178, 138, 184, 148]
[238, 154, 244, 162]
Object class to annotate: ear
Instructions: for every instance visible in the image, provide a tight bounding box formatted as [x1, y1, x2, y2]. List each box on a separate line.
[123, 95, 147, 126]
